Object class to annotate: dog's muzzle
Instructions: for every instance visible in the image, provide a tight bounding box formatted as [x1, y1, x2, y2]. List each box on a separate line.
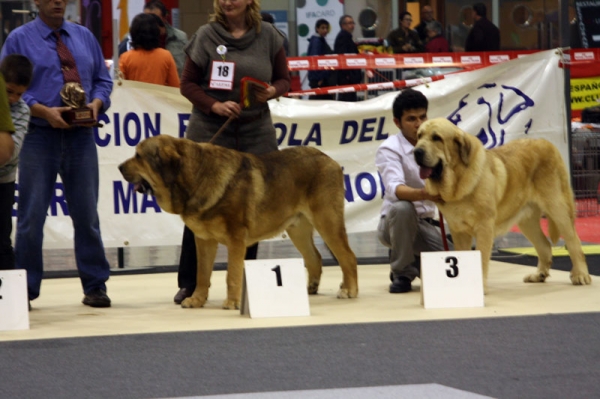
[414, 148, 433, 179]
[414, 147, 443, 180]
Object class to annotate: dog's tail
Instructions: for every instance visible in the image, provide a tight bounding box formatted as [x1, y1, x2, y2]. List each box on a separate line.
[547, 216, 561, 245]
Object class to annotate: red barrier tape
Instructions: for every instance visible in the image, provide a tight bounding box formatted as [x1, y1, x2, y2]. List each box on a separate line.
[287, 49, 600, 96]
[287, 48, 600, 79]
[286, 74, 451, 96]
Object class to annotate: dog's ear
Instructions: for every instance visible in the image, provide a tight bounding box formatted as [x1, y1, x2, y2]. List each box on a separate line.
[454, 131, 472, 165]
[148, 142, 181, 187]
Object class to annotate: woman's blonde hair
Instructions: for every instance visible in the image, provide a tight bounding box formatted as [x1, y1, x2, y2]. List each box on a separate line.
[210, 0, 262, 33]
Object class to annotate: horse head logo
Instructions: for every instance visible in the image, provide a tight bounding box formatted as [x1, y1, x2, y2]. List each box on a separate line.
[447, 83, 534, 148]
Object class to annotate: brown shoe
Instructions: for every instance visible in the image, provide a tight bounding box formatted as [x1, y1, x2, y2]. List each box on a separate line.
[82, 289, 111, 308]
[174, 287, 193, 304]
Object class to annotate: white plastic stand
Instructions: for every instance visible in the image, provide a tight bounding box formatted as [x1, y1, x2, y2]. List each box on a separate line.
[241, 259, 310, 318]
[420, 251, 485, 309]
[0, 269, 29, 331]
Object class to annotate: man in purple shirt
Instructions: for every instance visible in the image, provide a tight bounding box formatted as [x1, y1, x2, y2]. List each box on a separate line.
[376, 89, 450, 293]
[0, 0, 113, 308]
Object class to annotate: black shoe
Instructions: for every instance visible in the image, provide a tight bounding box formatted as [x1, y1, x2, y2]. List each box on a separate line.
[174, 287, 193, 304]
[82, 289, 111, 308]
[389, 276, 412, 293]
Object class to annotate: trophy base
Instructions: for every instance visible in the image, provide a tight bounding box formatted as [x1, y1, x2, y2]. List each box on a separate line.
[62, 107, 95, 126]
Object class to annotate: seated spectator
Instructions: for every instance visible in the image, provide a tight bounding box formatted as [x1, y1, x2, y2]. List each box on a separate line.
[387, 11, 424, 54]
[414, 5, 436, 43]
[119, 13, 180, 87]
[307, 19, 334, 100]
[425, 21, 449, 52]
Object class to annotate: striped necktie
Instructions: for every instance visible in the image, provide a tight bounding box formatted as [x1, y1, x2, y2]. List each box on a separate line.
[54, 30, 81, 84]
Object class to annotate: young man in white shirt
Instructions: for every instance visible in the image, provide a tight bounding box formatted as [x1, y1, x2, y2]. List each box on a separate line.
[376, 89, 450, 293]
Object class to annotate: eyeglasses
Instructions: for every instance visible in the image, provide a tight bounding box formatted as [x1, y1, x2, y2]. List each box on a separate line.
[343, 21, 355, 25]
[403, 18, 413, 22]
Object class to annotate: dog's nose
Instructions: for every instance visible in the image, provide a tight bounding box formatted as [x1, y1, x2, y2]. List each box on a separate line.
[414, 148, 425, 165]
[118, 163, 124, 173]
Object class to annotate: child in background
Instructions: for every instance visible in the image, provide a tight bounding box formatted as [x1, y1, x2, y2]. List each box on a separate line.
[0, 54, 32, 269]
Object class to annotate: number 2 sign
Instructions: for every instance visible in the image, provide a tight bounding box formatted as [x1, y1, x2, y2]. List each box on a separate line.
[241, 259, 310, 318]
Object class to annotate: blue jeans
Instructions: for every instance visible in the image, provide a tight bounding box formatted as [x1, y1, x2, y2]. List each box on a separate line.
[15, 125, 110, 300]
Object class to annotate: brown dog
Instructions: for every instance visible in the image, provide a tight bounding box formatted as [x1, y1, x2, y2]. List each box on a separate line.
[414, 118, 591, 291]
[119, 135, 358, 309]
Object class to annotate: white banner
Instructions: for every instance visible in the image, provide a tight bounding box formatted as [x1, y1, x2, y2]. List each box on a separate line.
[17, 49, 566, 249]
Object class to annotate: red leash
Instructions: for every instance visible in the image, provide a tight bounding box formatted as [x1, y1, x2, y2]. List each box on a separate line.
[439, 210, 450, 251]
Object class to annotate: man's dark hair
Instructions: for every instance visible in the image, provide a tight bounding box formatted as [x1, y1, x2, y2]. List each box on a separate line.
[144, 0, 168, 17]
[339, 14, 352, 28]
[130, 13, 161, 50]
[392, 88, 428, 119]
[399, 11, 412, 22]
[261, 12, 274, 24]
[0, 54, 33, 87]
[473, 3, 487, 18]
[315, 18, 330, 31]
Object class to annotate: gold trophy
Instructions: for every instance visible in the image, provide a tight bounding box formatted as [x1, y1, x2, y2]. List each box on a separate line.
[60, 82, 95, 125]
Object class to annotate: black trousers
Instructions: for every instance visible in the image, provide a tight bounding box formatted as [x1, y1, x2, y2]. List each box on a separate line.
[0, 182, 15, 270]
[177, 225, 259, 290]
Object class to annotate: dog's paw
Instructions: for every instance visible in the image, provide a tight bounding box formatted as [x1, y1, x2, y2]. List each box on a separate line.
[181, 296, 206, 308]
[523, 272, 548, 283]
[307, 282, 319, 295]
[337, 282, 358, 299]
[222, 298, 240, 310]
[570, 273, 592, 285]
[337, 285, 358, 299]
[337, 287, 349, 299]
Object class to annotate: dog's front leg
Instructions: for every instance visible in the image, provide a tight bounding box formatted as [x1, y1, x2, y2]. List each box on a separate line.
[449, 231, 472, 251]
[474, 226, 495, 295]
[223, 243, 247, 309]
[181, 237, 218, 308]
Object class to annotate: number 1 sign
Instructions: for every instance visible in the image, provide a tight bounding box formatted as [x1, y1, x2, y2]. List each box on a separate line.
[0, 269, 29, 331]
[241, 259, 310, 318]
[421, 251, 485, 309]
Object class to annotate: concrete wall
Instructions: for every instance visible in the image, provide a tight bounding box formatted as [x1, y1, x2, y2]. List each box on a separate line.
[179, 0, 212, 37]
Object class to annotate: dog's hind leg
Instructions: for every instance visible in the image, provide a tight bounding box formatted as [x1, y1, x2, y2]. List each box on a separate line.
[311, 212, 358, 299]
[181, 237, 218, 309]
[518, 210, 553, 284]
[286, 215, 322, 295]
[545, 206, 591, 285]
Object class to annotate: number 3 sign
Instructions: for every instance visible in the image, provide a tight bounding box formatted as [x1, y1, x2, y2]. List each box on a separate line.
[241, 259, 310, 318]
[421, 251, 485, 309]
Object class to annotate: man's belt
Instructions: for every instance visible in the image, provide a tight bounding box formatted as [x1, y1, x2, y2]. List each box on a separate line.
[421, 217, 440, 227]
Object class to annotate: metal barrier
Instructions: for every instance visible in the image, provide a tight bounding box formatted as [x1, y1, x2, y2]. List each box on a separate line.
[572, 130, 600, 216]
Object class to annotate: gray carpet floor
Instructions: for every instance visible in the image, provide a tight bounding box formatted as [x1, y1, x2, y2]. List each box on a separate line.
[2, 313, 599, 399]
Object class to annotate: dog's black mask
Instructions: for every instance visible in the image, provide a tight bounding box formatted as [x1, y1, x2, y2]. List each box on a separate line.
[136, 179, 153, 195]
